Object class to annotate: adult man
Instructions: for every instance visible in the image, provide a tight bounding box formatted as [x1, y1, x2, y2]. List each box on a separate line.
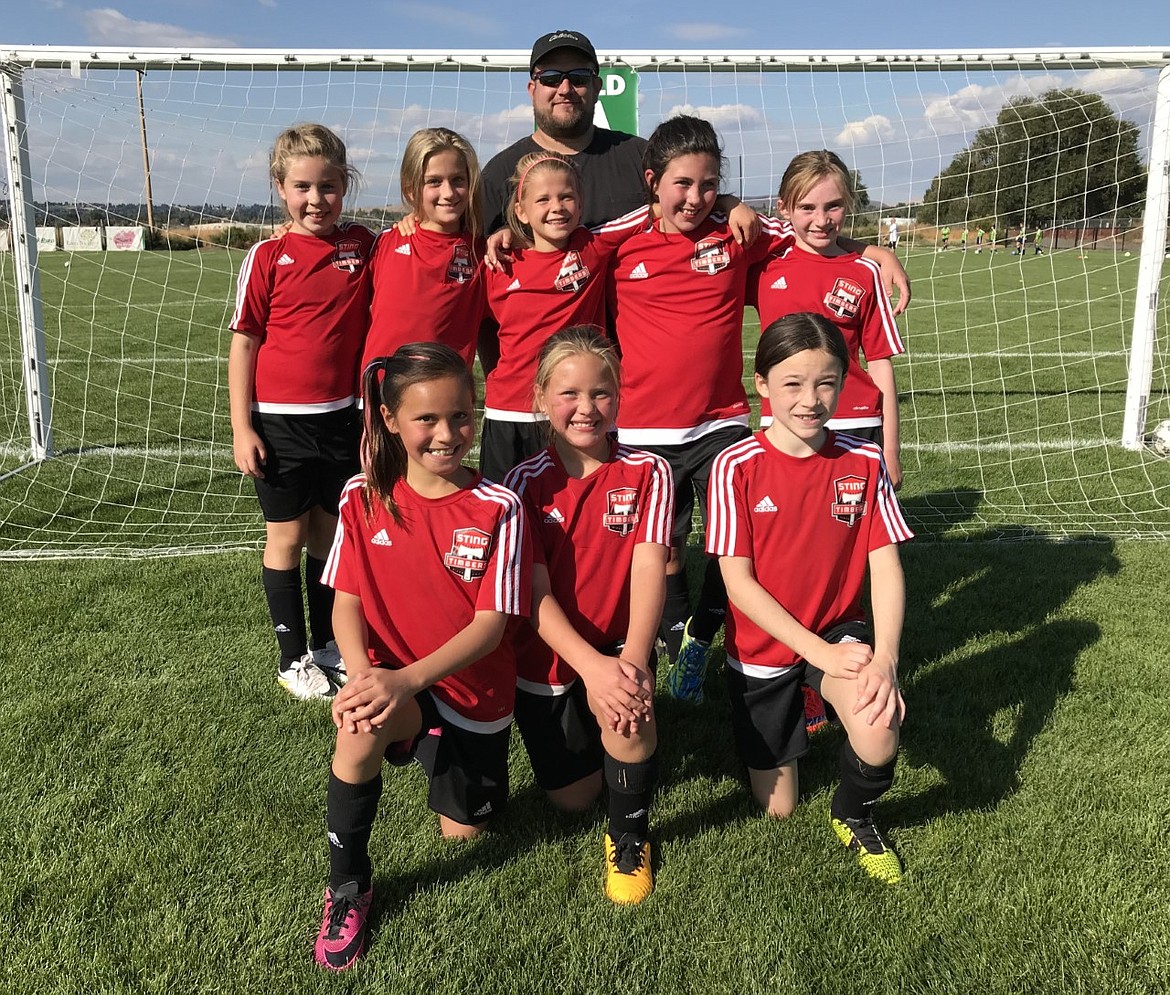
[480, 30, 755, 236]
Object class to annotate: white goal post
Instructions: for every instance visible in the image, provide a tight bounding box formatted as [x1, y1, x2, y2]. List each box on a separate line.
[1, 45, 1169, 556]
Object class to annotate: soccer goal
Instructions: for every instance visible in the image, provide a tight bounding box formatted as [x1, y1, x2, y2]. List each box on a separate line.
[1, 46, 1168, 556]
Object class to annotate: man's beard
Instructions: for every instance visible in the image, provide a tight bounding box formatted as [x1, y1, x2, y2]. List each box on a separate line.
[534, 100, 593, 141]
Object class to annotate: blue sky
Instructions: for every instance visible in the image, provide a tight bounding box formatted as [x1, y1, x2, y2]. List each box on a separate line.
[5, 1, 1170, 51]
[4, 3, 1169, 211]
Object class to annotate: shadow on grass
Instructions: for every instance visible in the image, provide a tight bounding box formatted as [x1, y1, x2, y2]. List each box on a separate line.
[887, 487, 1120, 823]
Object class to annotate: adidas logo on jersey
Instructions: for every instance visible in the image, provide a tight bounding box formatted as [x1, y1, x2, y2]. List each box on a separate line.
[276, 253, 295, 266]
[506, 278, 521, 292]
[628, 262, 649, 280]
[753, 495, 779, 513]
[395, 243, 412, 255]
[371, 528, 393, 547]
[543, 508, 565, 523]
[770, 276, 788, 290]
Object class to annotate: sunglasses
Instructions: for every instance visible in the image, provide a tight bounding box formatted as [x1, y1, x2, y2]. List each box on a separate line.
[531, 68, 596, 89]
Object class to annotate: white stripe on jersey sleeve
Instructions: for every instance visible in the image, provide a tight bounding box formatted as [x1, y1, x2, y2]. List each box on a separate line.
[470, 480, 527, 616]
[588, 204, 651, 237]
[616, 445, 675, 547]
[322, 474, 367, 588]
[229, 239, 268, 331]
[853, 255, 905, 357]
[706, 436, 764, 557]
[832, 435, 914, 543]
[502, 449, 555, 498]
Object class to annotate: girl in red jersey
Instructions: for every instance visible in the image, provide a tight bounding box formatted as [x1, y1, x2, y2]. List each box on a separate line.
[505, 327, 672, 905]
[708, 313, 911, 885]
[314, 342, 531, 970]
[362, 128, 486, 371]
[750, 150, 905, 488]
[229, 123, 374, 700]
[479, 152, 648, 483]
[607, 115, 790, 704]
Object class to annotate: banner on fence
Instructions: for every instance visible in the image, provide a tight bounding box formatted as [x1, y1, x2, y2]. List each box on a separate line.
[106, 226, 145, 251]
[63, 227, 102, 251]
[36, 227, 58, 252]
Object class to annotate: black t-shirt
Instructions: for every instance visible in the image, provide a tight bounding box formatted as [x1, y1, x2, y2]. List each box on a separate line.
[480, 127, 649, 233]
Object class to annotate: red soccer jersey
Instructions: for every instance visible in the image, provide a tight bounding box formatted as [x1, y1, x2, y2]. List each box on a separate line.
[230, 223, 374, 412]
[749, 245, 904, 428]
[609, 215, 789, 444]
[363, 227, 486, 371]
[483, 208, 648, 421]
[505, 443, 674, 690]
[707, 430, 913, 674]
[323, 472, 532, 731]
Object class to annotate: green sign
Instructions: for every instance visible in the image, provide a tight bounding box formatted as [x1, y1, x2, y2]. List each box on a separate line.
[597, 67, 638, 137]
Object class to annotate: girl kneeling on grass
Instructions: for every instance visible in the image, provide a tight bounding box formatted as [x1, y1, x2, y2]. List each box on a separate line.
[505, 327, 672, 905]
[314, 342, 531, 970]
[707, 312, 912, 884]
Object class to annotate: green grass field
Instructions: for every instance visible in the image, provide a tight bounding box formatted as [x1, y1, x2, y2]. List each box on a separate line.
[2, 246, 1169, 992]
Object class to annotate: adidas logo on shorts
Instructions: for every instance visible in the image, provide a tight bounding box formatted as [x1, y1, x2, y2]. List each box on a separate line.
[472, 802, 492, 818]
[753, 495, 778, 513]
[276, 253, 295, 266]
[371, 528, 393, 546]
[628, 262, 649, 280]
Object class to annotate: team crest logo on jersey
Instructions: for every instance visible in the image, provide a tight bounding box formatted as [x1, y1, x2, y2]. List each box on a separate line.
[602, 487, 640, 536]
[691, 237, 731, 274]
[444, 527, 491, 581]
[554, 250, 591, 293]
[332, 240, 364, 272]
[447, 244, 474, 284]
[830, 475, 868, 527]
[824, 278, 865, 319]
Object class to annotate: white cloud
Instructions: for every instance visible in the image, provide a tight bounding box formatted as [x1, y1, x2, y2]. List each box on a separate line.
[258, 0, 277, 8]
[668, 24, 751, 44]
[836, 114, 897, 147]
[662, 103, 763, 129]
[83, 8, 238, 48]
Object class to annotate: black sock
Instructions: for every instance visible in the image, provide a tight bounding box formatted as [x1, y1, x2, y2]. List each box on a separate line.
[604, 752, 657, 841]
[830, 742, 897, 822]
[327, 771, 383, 891]
[305, 554, 334, 651]
[661, 572, 690, 662]
[262, 565, 306, 667]
[690, 556, 728, 644]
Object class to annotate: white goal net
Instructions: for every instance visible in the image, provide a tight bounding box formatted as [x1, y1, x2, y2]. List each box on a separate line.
[1, 46, 1168, 557]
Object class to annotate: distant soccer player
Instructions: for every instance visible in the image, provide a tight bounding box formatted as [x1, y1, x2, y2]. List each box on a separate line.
[886, 217, 899, 252]
[709, 312, 911, 885]
[229, 123, 374, 699]
[506, 327, 671, 905]
[939, 224, 950, 250]
[975, 226, 985, 253]
[315, 343, 531, 969]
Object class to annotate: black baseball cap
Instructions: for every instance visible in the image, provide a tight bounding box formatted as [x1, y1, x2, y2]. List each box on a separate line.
[529, 30, 599, 73]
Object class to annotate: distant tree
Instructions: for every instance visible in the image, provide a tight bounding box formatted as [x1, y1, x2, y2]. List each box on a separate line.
[921, 88, 1145, 227]
[849, 170, 872, 211]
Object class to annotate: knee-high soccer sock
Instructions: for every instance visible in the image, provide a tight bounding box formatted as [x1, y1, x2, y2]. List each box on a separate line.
[305, 554, 334, 651]
[830, 742, 897, 822]
[262, 565, 307, 667]
[327, 771, 382, 890]
[661, 572, 690, 662]
[604, 752, 657, 841]
[690, 556, 728, 644]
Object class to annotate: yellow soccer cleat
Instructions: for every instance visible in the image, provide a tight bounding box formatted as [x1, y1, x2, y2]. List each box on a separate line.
[831, 815, 903, 885]
[604, 833, 654, 905]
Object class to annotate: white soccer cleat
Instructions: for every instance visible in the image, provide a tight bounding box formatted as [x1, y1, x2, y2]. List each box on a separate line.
[277, 654, 336, 700]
